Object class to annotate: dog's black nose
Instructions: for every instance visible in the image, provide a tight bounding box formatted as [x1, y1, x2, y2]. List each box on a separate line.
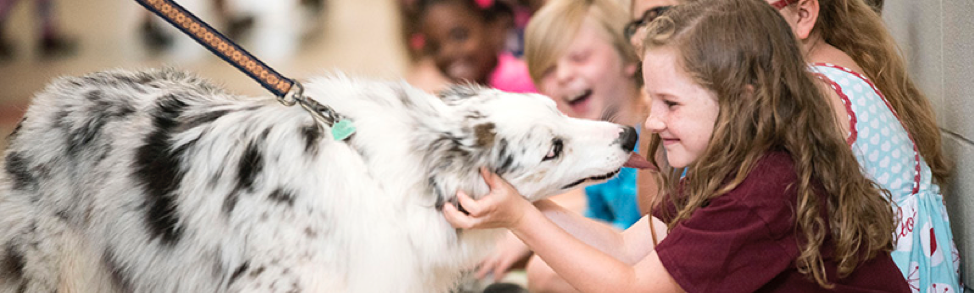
[617, 126, 637, 152]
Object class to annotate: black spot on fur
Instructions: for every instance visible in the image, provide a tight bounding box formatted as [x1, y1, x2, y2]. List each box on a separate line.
[268, 187, 295, 207]
[1, 243, 25, 283]
[65, 90, 136, 156]
[134, 96, 188, 246]
[250, 266, 266, 278]
[432, 177, 446, 210]
[304, 227, 318, 239]
[432, 133, 470, 159]
[438, 84, 482, 103]
[497, 155, 515, 175]
[103, 247, 135, 292]
[463, 111, 485, 120]
[56, 209, 70, 221]
[5, 152, 38, 192]
[300, 124, 322, 155]
[8, 116, 25, 138]
[224, 136, 266, 214]
[181, 110, 228, 132]
[97, 144, 115, 163]
[495, 139, 515, 175]
[86, 89, 104, 102]
[228, 261, 250, 286]
[395, 86, 414, 109]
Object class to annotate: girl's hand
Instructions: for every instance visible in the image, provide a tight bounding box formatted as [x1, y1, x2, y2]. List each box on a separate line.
[442, 168, 535, 230]
[475, 231, 532, 281]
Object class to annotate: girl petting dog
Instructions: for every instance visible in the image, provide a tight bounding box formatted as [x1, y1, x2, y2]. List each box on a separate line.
[442, 0, 910, 291]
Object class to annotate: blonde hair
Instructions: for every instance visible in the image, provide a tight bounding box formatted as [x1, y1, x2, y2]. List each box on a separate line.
[815, 0, 949, 185]
[524, 0, 638, 85]
[644, 0, 896, 287]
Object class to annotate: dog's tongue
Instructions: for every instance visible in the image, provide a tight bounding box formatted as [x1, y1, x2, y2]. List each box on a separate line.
[624, 153, 653, 169]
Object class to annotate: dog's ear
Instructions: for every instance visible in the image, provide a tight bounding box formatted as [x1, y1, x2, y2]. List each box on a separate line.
[421, 122, 496, 210]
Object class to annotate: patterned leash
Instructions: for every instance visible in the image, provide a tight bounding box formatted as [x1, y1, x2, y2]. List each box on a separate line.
[135, 0, 355, 141]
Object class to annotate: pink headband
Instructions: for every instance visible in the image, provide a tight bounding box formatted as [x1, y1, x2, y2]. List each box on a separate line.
[475, 0, 493, 9]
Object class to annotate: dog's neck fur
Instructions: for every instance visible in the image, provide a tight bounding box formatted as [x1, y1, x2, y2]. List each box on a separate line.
[301, 76, 501, 291]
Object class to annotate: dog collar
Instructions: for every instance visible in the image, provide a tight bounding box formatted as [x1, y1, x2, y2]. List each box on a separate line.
[136, 0, 355, 141]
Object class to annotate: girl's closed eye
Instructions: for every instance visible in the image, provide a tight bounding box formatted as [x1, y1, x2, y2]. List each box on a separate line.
[569, 50, 590, 63]
[663, 99, 678, 108]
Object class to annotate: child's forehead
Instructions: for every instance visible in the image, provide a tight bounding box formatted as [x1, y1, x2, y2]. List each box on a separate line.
[641, 47, 681, 67]
[421, 3, 486, 29]
[423, 1, 481, 18]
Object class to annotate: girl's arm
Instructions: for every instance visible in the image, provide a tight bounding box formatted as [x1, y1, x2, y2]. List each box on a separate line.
[442, 168, 683, 293]
[531, 199, 667, 264]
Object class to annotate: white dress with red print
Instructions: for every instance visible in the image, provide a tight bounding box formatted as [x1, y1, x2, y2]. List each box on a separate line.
[813, 63, 961, 293]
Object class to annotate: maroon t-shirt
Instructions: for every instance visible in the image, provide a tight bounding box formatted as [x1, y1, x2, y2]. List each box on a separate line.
[653, 152, 909, 293]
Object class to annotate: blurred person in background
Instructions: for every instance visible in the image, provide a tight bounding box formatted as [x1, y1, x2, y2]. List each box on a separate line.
[402, 0, 538, 93]
[472, 1, 646, 292]
[0, 0, 76, 60]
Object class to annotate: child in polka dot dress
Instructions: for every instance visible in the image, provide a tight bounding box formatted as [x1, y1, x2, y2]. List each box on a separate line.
[812, 63, 960, 292]
[771, 0, 961, 291]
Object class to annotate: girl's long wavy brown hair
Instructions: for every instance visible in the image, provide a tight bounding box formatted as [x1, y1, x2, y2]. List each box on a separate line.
[642, 0, 896, 288]
[815, 0, 950, 185]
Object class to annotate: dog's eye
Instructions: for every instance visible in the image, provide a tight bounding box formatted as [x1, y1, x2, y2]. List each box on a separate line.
[543, 139, 563, 161]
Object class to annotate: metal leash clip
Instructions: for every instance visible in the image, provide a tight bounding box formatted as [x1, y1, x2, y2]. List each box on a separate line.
[284, 81, 356, 141]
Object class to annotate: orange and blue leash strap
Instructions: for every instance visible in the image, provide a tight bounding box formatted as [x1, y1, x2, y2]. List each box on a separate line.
[135, 0, 356, 141]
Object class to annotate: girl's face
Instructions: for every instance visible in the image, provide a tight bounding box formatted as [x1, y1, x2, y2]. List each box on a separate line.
[537, 18, 638, 121]
[420, 2, 501, 84]
[641, 47, 719, 168]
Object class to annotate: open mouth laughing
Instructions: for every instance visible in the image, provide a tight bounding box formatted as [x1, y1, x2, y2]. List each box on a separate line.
[565, 89, 593, 107]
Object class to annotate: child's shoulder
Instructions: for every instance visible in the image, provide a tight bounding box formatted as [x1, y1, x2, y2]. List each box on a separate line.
[747, 151, 797, 181]
[731, 151, 801, 201]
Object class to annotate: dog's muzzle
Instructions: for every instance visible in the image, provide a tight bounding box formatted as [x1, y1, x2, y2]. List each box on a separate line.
[617, 126, 638, 152]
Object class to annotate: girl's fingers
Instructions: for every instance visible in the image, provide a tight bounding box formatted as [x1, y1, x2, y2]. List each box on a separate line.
[480, 167, 501, 190]
[442, 203, 474, 229]
[476, 257, 496, 279]
[456, 190, 483, 216]
[493, 259, 512, 281]
[480, 167, 516, 201]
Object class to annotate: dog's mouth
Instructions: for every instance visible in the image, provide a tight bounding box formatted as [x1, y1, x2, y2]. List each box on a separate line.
[562, 168, 621, 189]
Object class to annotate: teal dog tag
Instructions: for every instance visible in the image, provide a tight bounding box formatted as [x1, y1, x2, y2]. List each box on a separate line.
[331, 119, 356, 141]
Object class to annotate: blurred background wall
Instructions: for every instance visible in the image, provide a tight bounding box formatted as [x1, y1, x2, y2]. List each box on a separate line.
[883, 0, 973, 291]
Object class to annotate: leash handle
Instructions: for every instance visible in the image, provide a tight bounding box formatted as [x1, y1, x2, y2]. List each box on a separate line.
[135, 0, 293, 98]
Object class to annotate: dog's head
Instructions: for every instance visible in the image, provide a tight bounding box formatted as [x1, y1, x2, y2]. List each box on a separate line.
[423, 84, 645, 206]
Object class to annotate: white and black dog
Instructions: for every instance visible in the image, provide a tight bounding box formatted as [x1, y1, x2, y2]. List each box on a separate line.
[0, 68, 644, 293]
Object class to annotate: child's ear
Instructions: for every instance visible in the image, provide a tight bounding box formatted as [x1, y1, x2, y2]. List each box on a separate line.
[625, 61, 639, 78]
[793, 0, 820, 40]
